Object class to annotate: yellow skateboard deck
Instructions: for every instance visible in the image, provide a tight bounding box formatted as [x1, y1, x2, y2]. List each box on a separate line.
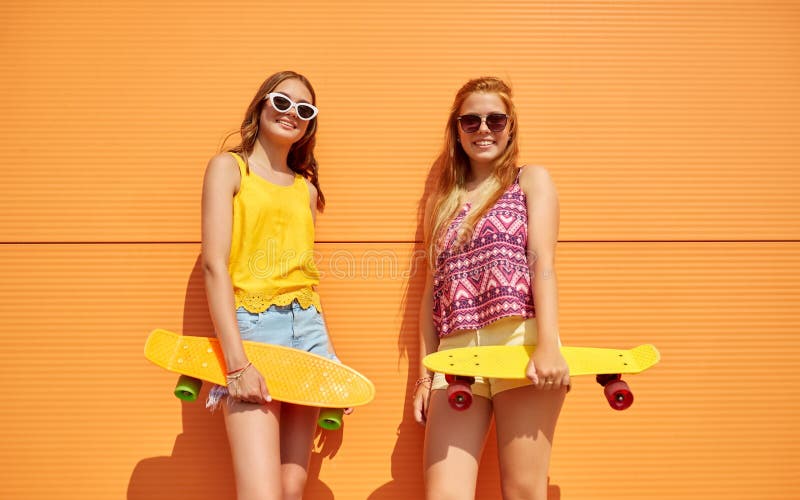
[424, 344, 660, 379]
[424, 344, 660, 410]
[144, 329, 375, 409]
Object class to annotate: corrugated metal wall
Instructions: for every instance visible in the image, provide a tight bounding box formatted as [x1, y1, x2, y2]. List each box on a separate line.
[1, 1, 798, 498]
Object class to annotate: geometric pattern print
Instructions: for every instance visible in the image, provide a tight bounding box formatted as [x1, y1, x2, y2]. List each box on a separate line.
[433, 180, 535, 337]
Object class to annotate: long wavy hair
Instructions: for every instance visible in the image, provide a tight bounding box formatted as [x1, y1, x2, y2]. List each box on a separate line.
[222, 70, 325, 211]
[425, 76, 520, 261]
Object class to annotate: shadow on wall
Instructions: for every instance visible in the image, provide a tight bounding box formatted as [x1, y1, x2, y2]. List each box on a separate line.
[127, 255, 335, 499]
[366, 159, 437, 499]
[366, 240, 427, 500]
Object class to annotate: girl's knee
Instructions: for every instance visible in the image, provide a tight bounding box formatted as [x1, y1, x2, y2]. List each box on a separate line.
[281, 468, 308, 500]
[425, 485, 474, 500]
[500, 474, 548, 500]
[236, 482, 281, 500]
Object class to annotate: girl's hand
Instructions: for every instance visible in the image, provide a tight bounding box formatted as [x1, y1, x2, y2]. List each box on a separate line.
[413, 377, 433, 425]
[526, 346, 570, 390]
[227, 364, 272, 404]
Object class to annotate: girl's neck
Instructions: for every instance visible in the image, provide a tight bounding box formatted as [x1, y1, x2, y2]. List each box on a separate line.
[464, 163, 494, 192]
[249, 135, 292, 174]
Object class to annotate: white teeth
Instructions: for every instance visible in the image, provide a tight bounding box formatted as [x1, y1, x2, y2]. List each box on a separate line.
[475, 140, 494, 146]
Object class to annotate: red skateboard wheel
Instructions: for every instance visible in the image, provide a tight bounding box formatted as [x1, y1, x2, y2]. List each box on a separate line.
[447, 381, 473, 410]
[445, 374, 475, 411]
[604, 379, 634, 410]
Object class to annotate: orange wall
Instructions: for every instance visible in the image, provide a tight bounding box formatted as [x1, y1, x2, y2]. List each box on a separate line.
[1, 1, 798, 499]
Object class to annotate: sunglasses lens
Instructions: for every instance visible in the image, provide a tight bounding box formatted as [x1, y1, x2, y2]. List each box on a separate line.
[271, 94, 292, 112]
[459, 115, 481, 133]
[296, 104, 316, 120]
[486, 114, 508, 132]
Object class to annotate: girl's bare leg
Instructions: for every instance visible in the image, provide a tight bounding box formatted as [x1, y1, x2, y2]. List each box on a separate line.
[279, 403, 320, 500]
[493, 386, 566, 500]
[424, 390, 493, 500]
[223, 400, 283, 500]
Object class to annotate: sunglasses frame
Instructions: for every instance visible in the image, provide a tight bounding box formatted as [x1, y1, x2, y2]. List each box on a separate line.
[456, 113, 509, 133]
[265, 92, 318, 121]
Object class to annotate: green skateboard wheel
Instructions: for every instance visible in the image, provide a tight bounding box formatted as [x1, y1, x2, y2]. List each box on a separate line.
[174, 375, 202, 402]
[317, 408, 344, 430]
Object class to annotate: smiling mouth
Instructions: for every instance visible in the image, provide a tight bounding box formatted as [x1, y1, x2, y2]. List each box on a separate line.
[277, 118, 296, 129]
[474, 140, 495, 147]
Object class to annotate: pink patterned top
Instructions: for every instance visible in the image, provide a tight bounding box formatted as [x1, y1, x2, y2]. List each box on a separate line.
[432, 179, 535, 337]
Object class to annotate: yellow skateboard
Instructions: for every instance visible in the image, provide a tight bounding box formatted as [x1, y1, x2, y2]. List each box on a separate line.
[424, 344, 660, 411]
[144, 329, 376, 429]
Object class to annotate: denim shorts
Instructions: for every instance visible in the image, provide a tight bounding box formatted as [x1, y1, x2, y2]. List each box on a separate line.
[235, 300, 334, 359]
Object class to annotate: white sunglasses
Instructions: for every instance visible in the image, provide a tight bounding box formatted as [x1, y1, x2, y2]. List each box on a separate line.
[265, 92, 318, 120]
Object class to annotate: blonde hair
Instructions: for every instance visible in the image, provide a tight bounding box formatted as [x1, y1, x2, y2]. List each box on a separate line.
[222, 70, 325, 211]
[425, 76, 520, 261]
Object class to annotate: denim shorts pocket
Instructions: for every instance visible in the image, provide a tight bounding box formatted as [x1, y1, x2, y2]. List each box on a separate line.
[235, 308, 260, 339]
[312, 308, 325, 326]
[308, 308, 328, 337]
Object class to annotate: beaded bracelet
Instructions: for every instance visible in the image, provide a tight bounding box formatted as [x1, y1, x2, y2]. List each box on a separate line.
[414, 376, 432, 390]
[226, 362, 253, 381]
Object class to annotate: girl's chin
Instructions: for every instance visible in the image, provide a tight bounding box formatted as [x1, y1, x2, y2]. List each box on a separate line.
[264, 127, 303, 143]
[467, 150, 501, 162]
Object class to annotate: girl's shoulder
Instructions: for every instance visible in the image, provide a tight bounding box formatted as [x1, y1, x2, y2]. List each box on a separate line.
[517, 165, 556, 196]
[207, 151, 240, 171]
[518, 164, 551, 181]
[203, 152, 242, 193]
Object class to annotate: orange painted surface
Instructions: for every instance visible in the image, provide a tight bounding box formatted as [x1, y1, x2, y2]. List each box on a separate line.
[1, 0, 798, 242]
[0, 243, 798, 499]
[0, 1, 799, 499]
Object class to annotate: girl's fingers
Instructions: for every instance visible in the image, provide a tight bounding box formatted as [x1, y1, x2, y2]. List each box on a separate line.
[260, 377, 272, 403]
[413, 388, 429, 425]
[526, 361, 539, 385]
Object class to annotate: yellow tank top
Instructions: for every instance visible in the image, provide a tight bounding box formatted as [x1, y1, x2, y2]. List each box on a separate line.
[228, 152, 322, 312]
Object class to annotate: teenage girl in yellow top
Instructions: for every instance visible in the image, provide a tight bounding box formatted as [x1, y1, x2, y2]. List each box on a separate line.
[201, 71, 342, 500]
[413, 77, 571, 499]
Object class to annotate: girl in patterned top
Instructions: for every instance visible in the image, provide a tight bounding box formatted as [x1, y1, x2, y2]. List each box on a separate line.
[413, 77, 570, 500]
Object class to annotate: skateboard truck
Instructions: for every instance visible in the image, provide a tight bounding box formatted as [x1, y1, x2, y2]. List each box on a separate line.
[596, 374, 634, 410]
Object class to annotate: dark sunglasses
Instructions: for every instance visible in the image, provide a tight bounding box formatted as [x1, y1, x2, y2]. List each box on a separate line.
[457, 113, 509, 133]
[266, 92, 318, 120]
